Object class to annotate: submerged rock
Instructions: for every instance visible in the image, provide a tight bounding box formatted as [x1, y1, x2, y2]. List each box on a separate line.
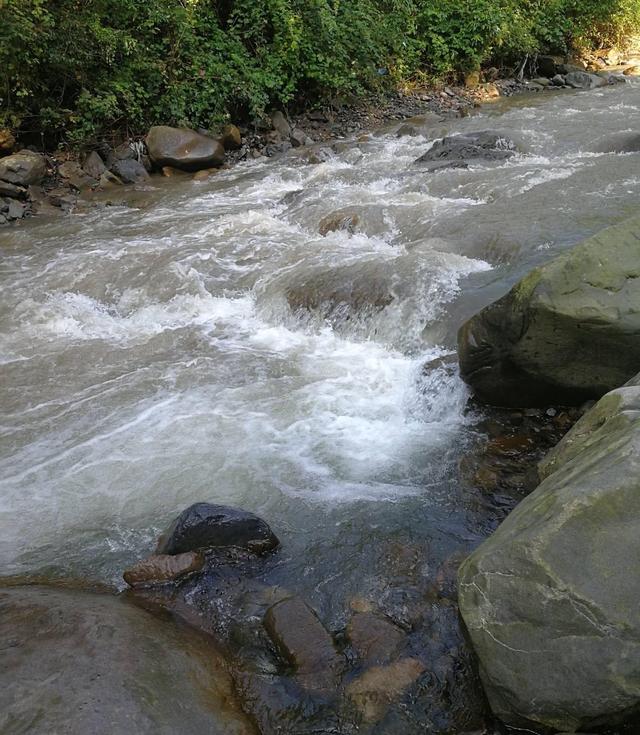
[156, 502, 279, 555]
[0, 586, 256, 734]
[415, 131, 517, 170]
[146, 126, 225, 171]
[264, 596, 344, 690]
[458, 373, 640, 732]
[0, 150, 46, 187]
[346, 611, 405, 665]
[318, 209, 360, 236]
[458, 216, 640, 407]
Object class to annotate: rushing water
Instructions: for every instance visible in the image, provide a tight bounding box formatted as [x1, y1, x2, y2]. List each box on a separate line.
[1, 82, 640, 609]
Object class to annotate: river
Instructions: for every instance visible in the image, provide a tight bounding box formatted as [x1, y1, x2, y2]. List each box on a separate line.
[1, 80, 639, 729]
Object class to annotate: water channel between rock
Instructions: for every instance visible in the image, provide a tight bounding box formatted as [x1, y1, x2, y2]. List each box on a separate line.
[1, 80, 639, 732]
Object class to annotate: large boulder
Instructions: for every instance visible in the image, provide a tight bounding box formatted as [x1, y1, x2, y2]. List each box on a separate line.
[415, 131, 517, 170]
[146, 126, 225, 171]
[564, 71, 608, 89]
[458, 374, 640, 732]
[0, 150, 46, 186]
[0, 586, 256, 734]
[458, 216, 640, 407]
[156, 502, 280, 555]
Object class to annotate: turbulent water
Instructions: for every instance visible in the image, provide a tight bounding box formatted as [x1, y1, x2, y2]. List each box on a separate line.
[2, 82, 640, 607]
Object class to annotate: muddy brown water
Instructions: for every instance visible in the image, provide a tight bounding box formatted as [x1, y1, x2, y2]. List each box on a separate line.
[1, 80, 640, 733]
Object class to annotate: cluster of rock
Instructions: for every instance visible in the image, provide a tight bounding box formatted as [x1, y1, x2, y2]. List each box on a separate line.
[118, 501, 484, 733]
[522, 53, 638, 92]
[457, 215, 640, 731]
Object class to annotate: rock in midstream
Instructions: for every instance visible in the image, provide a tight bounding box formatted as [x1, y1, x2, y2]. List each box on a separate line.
[415, 131, 518, 170]
[458, 216, 640, 407]
[0, 585, 256, 735]
[156, 502, 280, 555]
[458, 372, 640, 732]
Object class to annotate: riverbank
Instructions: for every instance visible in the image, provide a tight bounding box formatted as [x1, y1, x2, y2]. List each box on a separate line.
[2, 51, 638, 227]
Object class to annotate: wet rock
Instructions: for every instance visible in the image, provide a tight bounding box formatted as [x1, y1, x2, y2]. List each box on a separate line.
[346, 612, 405, 665]
[318, 209, 360, 236]
[0, 586, 256, 735]
[346, 658, 425, 724]
[458, 216, 640, 407]
[82, 151, 107, 179]
[110, 158, 150, 184]
[0, 128, 15, 156]
[564, 71, 607, 89]
[551, 73, 566, 86]
[221, 123, 242, 150]
[264, 596, 344, 689]
[270, 110, 291, 139]
[58, 161, 97, 191]
[415, 131, 516, 170]
[161, 165, 190, 177]
[156, 502, 279, 555]
[0, 180, 25, 198]
[192, 167, 220, 181]
[0, 150, 46, 186]
[46, 187, 77, 211]
[459, 373, 640, 732]
[146, 125, 225, 171]
[123, 551, 204, 587]
[396, 123, 420, 137]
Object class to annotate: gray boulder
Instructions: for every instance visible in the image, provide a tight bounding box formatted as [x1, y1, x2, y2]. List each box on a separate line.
[146, 125, 225, 171]
[0, 150, 46, 186]
[0, 586, 256, 734]
[564, 71, 608, 89]
[156, 502, 280, 555]
[82, 150, 107, 179]
[458, 374, 640, 732]
[110, 158, 150, 184]
[415, 131, 517, 170]
[458, 216, 640, 407]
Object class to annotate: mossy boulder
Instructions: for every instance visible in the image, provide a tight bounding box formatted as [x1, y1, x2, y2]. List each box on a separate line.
[458, 373, 640, 732]
[458, 216, 640, 407]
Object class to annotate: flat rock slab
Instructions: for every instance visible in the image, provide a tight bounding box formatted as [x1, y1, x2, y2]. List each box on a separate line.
[0, 585, 255, 735]
[458, 215, 640, 407]
[346, 612, 405, 665]
[156, 502, 279, 555]
[415, 131, 517, 171]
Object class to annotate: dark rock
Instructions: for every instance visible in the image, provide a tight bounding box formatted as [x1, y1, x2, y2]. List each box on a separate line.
[536, 55, 561, 77]
[551, 73, 566, 86]
[564, 71, 607, 89]
[264, 596, 344, 690]
[156, 502, 279, 555]
[0, 150, 46, 186]
[0, 586, 256, 735]
[110, 158, 150, 184]
[113, 141, 136, 161]
[595, 132, 640, 153]
[415, 131, 517, 170]
[458, 216, 640, 407]
[270, 111, 291, 138]
[459, 373, 640, 732]
[99, 170, 123, 188]
[82, 151, 107, 179]
[557, 61, 586, 75]
[146, 126, 225, 171]
[220, 123, 242, 150]
[346, 612, 405, 665]
[123, 551, 204, 587]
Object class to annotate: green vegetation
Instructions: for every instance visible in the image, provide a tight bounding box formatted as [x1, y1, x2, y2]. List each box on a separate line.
[1, 0, 639, 145]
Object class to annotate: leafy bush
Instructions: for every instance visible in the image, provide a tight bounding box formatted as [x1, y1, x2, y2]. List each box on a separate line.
[1, 0, 638, 146]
